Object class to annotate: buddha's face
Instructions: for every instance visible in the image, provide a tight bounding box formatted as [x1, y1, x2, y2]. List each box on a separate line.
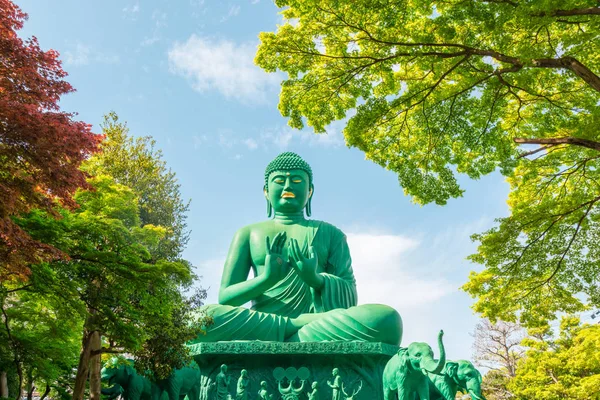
[266, 169, 312, 214]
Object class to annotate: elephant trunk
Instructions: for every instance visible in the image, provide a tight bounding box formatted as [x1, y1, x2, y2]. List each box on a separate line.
[422, 330, 446, 375]
[467, 374, 485, 400]
[468, 390, 486, 400]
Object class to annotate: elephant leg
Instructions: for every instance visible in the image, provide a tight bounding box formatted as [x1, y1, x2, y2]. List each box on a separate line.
[417, 383, 430, 400]
[166, 383, 181, 400]
[150, 387, 162, 400]
[383, 387, 395, 400]
[187, 385, 200, 400]
[396, 384, 412, 400]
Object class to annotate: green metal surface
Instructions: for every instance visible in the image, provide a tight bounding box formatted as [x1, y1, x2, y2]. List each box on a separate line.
[193, 152, 402, 345]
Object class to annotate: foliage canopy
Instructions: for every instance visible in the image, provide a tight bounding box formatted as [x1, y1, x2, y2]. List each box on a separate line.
[509, 317, 600, 399]
[0, 0, 100, 281]
[256, 0, 600, 325]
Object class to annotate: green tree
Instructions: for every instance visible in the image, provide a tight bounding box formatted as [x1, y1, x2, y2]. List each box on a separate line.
[85, 112, 190, 261]
[0, 288, 80, 400]
[83, 113, 210, 382]
[255, 0, 600, 325]
[509, 317, 600, 399]
[15, 175, 195, 400]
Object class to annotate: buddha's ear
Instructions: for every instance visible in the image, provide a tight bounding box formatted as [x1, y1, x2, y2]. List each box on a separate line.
[309, 184, 314, 198]
[264, 186, 272, 217]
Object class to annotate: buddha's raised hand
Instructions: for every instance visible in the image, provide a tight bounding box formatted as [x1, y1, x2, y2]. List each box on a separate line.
[264, 232, 289, 284]
[288, 238, 324, 289]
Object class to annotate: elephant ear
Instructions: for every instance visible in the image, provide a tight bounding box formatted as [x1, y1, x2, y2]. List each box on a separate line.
[397, 347, 410, 371]
[446, 362, 458, 379]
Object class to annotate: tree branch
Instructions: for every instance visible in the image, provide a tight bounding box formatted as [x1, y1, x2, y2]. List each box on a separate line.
[531, 56, 600, 92]
[5, 284, 33, 293]
[90, 347, 126, 356]
[514, 137, 600, 151]
[533, 7, 600, 17]
[518, 145, 555, 158]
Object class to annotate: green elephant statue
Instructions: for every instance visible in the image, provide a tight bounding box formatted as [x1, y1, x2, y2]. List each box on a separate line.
[425, 360, 486, 400]
[101, 383, 124, 399]
[382, 330, 446, 400]
[101, 362, 152, 400]
[101, 361, 202, 400]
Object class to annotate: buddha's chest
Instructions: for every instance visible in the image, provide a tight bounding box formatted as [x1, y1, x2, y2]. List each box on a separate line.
[248, 224, 325, 269]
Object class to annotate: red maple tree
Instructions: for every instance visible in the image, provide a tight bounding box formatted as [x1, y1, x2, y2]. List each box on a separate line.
[0, 0, 102, 281]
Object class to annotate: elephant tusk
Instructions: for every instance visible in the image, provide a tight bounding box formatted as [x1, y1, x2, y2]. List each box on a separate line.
[469, 390, 485, 400]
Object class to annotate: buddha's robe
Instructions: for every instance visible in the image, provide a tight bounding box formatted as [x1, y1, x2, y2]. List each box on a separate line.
[193, 221, 402, 345]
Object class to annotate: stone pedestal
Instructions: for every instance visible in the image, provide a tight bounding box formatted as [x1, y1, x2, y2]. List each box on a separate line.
[189, 341, 398, 400]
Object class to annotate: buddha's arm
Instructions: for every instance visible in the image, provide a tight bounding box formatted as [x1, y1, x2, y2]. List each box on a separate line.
[314, 229, 358, 310]
[218, 228, 273, 306]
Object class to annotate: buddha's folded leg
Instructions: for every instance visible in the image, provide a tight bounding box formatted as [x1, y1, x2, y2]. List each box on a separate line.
[289, 304, 402, 345]
[190, 304, 290, 343]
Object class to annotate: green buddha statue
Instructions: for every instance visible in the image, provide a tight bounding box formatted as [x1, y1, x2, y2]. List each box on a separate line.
[193, 152, 402, 345]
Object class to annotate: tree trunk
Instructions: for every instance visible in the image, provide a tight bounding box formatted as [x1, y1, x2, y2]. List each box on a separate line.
[14, 361, 22, 400]
[26, 384, 35, 400]
[0, 371, 8, 398]
[39, 384, 50, 400]
[72, 330, 93, 400]
[89, 331, 101, 400]
[26, 370, 34, 400]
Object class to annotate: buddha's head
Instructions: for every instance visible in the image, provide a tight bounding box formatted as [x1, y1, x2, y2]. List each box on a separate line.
[332, 368, 339, 376]
[241, 369, 248, 377]
[264, 152, 314, 217]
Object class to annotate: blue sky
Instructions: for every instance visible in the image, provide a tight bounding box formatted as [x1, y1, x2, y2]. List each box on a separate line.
[17, 0, 512, 361]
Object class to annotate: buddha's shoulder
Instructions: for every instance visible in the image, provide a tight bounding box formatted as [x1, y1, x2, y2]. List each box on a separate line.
[310, 219, 347, 238]
[231, 220, 275, 236]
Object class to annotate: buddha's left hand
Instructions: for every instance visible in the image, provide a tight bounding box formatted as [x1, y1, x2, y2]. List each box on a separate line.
[288, 238, 324, 289]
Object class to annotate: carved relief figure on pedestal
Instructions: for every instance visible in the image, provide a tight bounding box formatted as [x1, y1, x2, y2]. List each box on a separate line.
[216, 364, 231, 400]
[190, 152, 402, 345]
[341, 380, 363, 400]
[258, 381, 274, 400]
[382, 330, 446, 400]
[327, 368, 342, 400]
[308, 381, 320, 400]
[236, 369, 249, 400]
[274, 366, 309, 400]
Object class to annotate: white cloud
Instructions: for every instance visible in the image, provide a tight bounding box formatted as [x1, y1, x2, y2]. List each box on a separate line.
[244, 138, 259, 150]
[259, 127, 294, 150]
[64, 43, 90, 66]
[152, 10, 168, 28]
[194, 257, 225, 304]
[347, 232, 453, 308]
[221, 5, 241, 22]
[168, 35, 280, 103]
[193, 134, 209, 149]
[64, 43, 119, 67]
[123, 2, 140, 19]
[141, 35, 160, 47]
[258, 123, 345, 150]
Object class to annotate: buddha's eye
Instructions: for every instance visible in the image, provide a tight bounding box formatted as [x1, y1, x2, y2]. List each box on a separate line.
[274, 179, 285, 184]
[292, 179, 302, 183]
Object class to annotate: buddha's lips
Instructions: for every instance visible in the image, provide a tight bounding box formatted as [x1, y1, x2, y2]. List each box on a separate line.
[282, 192, 295, 198]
